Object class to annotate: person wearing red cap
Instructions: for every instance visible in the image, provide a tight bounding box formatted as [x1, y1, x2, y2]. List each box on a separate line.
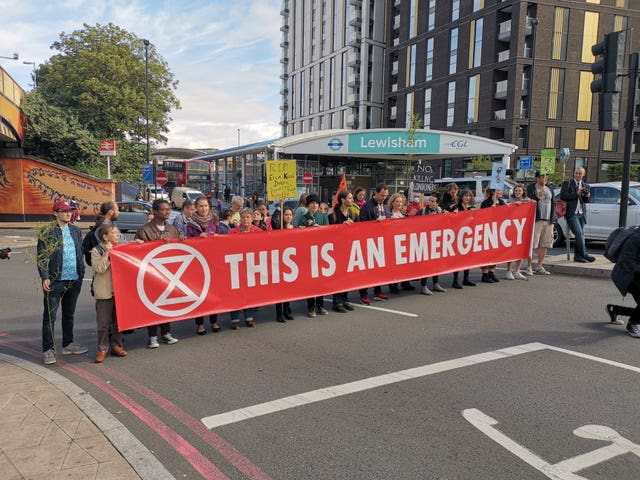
[37, 200, 88, 365]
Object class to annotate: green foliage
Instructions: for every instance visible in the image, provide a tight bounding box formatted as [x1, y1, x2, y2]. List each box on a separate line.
[21, 23, 180, 183]
[471, 156, 492, 171]
[34, 221, 61, 281]
[604, 163, 640, 181]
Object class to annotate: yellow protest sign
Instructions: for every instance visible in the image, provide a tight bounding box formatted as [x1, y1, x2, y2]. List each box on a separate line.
[266, 160, 297, 200]
[540, 149, 556, 175]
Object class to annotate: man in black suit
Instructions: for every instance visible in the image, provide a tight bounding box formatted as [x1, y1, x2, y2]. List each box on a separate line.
[560, 167, 595, 263]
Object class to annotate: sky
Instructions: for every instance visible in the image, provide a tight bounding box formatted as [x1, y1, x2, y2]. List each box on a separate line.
[0, 0, 283, 151]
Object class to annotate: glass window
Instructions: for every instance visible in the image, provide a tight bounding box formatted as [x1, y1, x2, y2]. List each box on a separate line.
[409, 0, 417, 39]
[424, 88, 432, 129]
[406, 92, 414, 127]
[447, 81, 456, 127]
[467, 75, 480, 124]
[469, 19, 483, 68]
[452, 0, 460, 22]
[473, 0, 484, 12]
[426, 37, 434, 81]
[449, 28, 458, 75]
[427, 0, 436, 31]
[616, 0, 628, 7]
[577, 71, 593, 122]
[407, 44, 416, 87]
[591, 187, 619, 205]
[545, 127, 560, 148]
[603, 131, 617, 152]
[581, 12, 600, 63]
[575, 129, 590, 150]
[586, 0, 600, 4]
[615, 15, 628, 32]
[548, 68, 565, 120]
[443, 159, 452, 177]
[552, 7, 569, 61]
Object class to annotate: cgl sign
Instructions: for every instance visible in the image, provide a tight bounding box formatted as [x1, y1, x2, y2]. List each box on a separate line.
[449, 140, 468, 149]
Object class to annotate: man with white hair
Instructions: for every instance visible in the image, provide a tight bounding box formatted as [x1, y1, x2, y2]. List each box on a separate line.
[229, 195, 244, 227]
[560, 167, 595, 263]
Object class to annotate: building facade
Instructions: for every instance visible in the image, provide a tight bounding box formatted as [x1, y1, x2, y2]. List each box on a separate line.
[280, 0, 640, 181]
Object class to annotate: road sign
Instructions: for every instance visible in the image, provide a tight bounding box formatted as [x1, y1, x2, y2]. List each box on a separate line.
[302, 172, 313, 184]
[518, 156, 533, 170]
[99, 140, 116, 156]
[156, 172, 168, 186]
[142, 164, 153, 185]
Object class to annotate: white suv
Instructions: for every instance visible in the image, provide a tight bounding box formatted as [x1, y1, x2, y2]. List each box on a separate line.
[144, 185, 169, 201]
[554, 181, 640, 246]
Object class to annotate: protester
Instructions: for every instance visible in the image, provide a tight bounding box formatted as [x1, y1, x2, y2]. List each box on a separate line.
[229, 195, 244, 227]
[480, 188, 506, 283]
[172, 199, 196, 237]
[134, 199, 181, 348]
[451, 189, 477, 289]
[350, 186, 367, 217]
[440, 183, 459, 212]
[505, 185, 532, 280]
[560, 167, 595, 263]
[416, 192, 446, 294]
[526, 171, 556, 275]
[186, 196, 220, 334]
[38, 200, 88, 365]
[329, 191, 357, 313]
[218, 208, 234, 234]
[609, 227, 640, 337]
[387, 193, 415, 294]
[91, 224, 127, 363]
[293, 193, 309, 227]
[273, 207, 296, 322]
[252, 208, 268, 231]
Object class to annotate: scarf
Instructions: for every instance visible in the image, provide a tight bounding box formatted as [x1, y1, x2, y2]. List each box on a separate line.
[191, 210, 214, 231]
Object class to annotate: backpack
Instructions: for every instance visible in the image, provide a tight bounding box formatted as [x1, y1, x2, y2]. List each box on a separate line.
[82, 226, 98, 266]
[604, 226, 638, 263]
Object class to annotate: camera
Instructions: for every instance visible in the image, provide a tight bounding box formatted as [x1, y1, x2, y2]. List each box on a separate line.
[0, 247, 11, 260]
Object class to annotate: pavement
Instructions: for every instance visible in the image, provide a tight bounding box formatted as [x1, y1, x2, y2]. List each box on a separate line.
[0, 222, 614, 480]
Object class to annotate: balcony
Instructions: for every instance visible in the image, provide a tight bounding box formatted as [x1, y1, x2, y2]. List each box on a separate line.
[347, 93, 359, 106]
[348, 32, 361, 47]
[280, 40, 289, 49]
[495, 80, 508, 99]
[348, 75, 360, 87]
[348, 52, 361, 67]
[280, 8, 289, 16]
[392, 61, 399, 76]
[390, 106, 397, 120]
[498, 50, 510, 62]
[521, 78, 530, 95]
[280, 56, 289, 64]
[280, 24, 289, 33]
[393, 16, 400, 30]
[349, 0, 362, 5]
[279, 87, 289, 95]
[494, 109, 506, 120]
[498, 20, 511, 42]
[349, 13, 362, 27]
[523, 46, 532, 58]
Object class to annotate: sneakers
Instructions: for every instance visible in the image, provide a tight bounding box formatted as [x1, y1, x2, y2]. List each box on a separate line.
[148, 336, 160, 348]
[360, 297, 371, 305]
[317, 307, 329, 315]
[433, 283, 446, 292]
[161, 333, 178, 344]
[62, 342, 88, 355]
[43, 349, 57, 365]
[513, 271, 527, 280]
[373, 293, 389, 301]
[333, 305, 348, 313]
[526, 266, 534, 276]
[505, 271, 515, 280]
[307, 309, 317, 318]
[421, 285, 433, 295]
[606, 304, 625, 325]
[343, 303, 354, 311]
[534, 266, 551, 275]
[627, 322, 640, 338]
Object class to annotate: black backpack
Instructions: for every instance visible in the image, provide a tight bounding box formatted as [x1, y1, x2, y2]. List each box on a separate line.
[604, 226, 638, 263]
[82, 226, 98, 266]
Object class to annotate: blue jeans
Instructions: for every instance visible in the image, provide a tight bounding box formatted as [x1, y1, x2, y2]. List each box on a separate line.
[42, 279, 82, 352]
[566, 214, 587, 259]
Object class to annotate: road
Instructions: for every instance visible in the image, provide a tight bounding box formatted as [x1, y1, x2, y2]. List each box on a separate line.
[1, 239, 639, 479]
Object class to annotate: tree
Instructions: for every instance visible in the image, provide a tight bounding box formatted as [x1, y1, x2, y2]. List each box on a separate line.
[21, 23, 180, 182]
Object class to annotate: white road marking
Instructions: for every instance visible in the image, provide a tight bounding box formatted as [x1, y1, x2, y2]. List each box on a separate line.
[325, 297, 419, 317]
[201, 342, 548, 429]
[464, 408, 640, 479]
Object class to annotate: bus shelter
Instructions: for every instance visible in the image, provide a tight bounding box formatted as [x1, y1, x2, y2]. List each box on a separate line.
[196, 129, 517, 202]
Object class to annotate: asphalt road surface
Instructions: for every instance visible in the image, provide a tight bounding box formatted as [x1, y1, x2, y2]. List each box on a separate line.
[1, 241, 639, 480]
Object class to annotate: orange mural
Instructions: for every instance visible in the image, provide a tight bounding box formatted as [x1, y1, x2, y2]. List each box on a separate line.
[0, 157, 115, 219]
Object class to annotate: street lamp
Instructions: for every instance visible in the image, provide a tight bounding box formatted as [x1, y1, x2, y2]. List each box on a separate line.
[22, 61, 36, 88]
[525, 17, 538, 156]
[0, 53, 19, 60]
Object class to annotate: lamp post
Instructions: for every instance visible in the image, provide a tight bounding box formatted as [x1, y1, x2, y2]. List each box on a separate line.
[143, 39, 155, 196]
[525, 17, 538, 156]
[0, 53, 18, 60]
[22, 61, 36, 88]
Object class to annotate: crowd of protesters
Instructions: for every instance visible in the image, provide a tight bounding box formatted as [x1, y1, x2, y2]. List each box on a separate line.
[39, 180, 555, 364]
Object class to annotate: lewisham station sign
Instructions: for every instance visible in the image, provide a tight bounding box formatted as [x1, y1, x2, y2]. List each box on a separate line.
[278, 129, 517, 159]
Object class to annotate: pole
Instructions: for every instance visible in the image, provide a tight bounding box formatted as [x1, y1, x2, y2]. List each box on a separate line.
[525, 18, 538, 156]
[143, 39, 155, 200]
[619, 52, 638, 228]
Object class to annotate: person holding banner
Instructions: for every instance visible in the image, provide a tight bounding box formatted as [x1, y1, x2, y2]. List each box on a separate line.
[273, 207, 296, 322]
[134, 199, 181, 349]
[416, 192, 447, 295]
[387, 193, 416, 294]
[350, 187, 367, 217]
[358, 184, 391, 303]
[505, 185, 532, 280]
[452, 189, 477, 289]
[480, 188, 506, 283]
[441, 183, 459, 213]
[187, 196, 220, 335]
[299, 195, 330, 316]
[228, 208, 263, 328]
[330, 191, 357, 313]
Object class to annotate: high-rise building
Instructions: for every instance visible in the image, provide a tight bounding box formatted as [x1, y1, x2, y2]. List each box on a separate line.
[280, 0, 640, 179]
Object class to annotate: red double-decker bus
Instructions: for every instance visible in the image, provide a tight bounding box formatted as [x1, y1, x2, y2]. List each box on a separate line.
[160, 159, 213, 196]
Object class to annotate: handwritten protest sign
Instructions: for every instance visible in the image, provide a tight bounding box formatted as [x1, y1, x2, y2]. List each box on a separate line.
[410, 164, 437, 194]
[266, 160, 297, 200]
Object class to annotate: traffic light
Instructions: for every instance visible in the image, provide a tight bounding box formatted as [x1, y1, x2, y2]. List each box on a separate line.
[591, 31, 626, 131]
[591, 31, 626, 94]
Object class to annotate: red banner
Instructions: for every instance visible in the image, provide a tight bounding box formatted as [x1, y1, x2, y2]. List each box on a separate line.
[110, 203, 535, 330]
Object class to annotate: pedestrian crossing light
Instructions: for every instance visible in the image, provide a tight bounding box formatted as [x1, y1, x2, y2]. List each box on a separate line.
[591, 31, 626, 131]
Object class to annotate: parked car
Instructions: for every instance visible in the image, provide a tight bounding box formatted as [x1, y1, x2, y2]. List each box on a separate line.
[171, 187, 204, 209]
[116, 201, 179, 233]
[268, 199, 299, 216]
[553, 181, 640, 247]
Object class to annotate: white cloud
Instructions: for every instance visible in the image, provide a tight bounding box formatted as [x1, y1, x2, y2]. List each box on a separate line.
[1, 0, 283, 150]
